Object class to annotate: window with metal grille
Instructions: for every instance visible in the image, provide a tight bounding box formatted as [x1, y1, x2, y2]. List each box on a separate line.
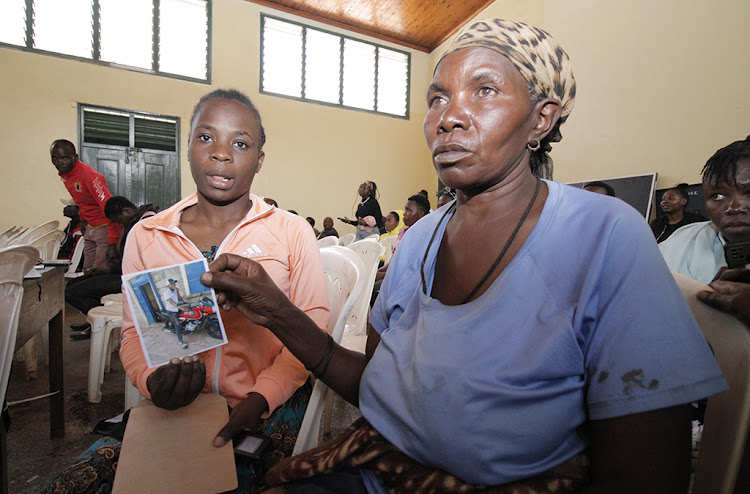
[83, 107, 177, 152]
[0, 0, 211, 83]
[261, 15, 410, 119]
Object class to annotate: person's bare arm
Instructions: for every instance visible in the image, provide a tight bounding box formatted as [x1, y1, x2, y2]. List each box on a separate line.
[201, 253, 370, 405]
[582, 405, 691, 493]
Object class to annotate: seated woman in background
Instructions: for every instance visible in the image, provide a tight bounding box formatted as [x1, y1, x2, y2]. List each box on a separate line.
[45, 89, 330, 494]
[650, 183, 707, 243]
[202, 19, 726, 493]
[660, 137, 750, 283]
[340, 180, 386, 240]
[377, 210, 404, 264]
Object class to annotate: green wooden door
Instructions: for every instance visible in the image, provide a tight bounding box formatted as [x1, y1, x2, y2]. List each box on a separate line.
[79, 105, 181, 211]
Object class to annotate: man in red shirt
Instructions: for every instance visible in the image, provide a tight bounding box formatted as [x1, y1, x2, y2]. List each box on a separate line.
[51, 139, 120, 270]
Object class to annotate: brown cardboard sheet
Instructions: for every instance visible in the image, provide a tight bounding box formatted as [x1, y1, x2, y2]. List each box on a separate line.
[113, 393, 237, 493]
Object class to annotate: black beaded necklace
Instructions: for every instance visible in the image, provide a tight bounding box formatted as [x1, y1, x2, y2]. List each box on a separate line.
[420, 179, 542, 304]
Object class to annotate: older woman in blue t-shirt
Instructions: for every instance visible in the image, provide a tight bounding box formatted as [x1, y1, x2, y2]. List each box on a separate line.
[202, 19, 726, 494]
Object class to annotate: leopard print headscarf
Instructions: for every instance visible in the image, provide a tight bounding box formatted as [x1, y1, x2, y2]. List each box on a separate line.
[440, 18, 576, 124]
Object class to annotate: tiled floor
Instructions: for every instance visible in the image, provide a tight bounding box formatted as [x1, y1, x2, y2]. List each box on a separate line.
[4, 303, 365, 493]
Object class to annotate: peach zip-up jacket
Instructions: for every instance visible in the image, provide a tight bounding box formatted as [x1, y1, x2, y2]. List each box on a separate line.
[120, 193, 330, 414]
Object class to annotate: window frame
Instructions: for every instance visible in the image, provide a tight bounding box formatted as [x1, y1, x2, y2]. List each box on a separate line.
[78, 103, 181, 152]
[260, 14, 411, 120]
[0, 0, 212, 84]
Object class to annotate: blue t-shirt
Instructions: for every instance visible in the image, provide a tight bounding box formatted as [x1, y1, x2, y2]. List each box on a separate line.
[360, 180, 726, 486]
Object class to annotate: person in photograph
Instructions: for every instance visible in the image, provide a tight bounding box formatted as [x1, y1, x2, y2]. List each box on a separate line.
[159, 278, 190, 349]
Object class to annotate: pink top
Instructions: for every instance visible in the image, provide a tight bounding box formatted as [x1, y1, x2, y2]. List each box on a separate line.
[120, 193, 330, 414]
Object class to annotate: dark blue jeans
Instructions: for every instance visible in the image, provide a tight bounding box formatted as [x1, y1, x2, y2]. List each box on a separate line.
[163, 310, 186, 345]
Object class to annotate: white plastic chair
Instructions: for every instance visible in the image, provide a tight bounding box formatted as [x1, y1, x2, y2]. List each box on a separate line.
[339, 233, 355, 246]
[379, 235, 399, 266]
[101, 293, 123, 305]
[4, 227, 28, 246]
[29, 230, 66, 260]
[64, 236, 85, 279]
[672, 272, 750, 494]
[124, 376, 145, 410]
[86, 303, 124, 403]
[14, 220, 59, 245]
[0, 246, 39, 405]
[346, 239, 384, 336]
[0, 227, 24, 248]
[317, 236, 339, 248]
[365, 233, 380, 240]
[293, 246, 365, 455]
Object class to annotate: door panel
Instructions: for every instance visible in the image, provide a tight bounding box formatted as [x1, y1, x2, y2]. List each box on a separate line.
[81, 145, 128, 198]
[140, 150, 179, 211]
[81, 145, 180, 211]
[80, 105, 181, 212]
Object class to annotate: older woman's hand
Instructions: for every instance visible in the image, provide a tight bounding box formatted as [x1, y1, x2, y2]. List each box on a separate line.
[212, 392, 269, 448]
[146, 355, 205, 411]
[200, 253, 295, 329]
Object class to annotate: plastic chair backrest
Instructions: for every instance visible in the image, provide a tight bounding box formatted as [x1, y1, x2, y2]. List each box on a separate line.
[345, 239, 385, 336]
[293, 246, 364, 455]
[0, 227, 24, 248]
[339, 233, 355, 246]
[0, 246, 40, 405]
[319, 246, 365, 342]
[379, 235, 399, 265]
[4, 227, 28, 246]
[65, 236, 85, 276]
[29, 230, 66, 260]
[672, 272, 750, 494]
[317, 236, 339, 248]
[15, 220, 59, 245]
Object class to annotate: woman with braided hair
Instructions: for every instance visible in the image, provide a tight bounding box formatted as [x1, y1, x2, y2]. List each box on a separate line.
[202, 19, 726, 493]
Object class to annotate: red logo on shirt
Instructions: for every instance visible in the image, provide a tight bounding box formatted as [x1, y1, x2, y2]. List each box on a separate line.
[74, 182, 82, 192]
